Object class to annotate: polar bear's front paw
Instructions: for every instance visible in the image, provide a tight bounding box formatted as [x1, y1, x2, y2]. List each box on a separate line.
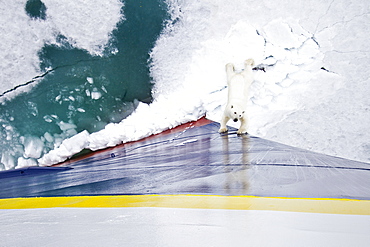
[237, 129, 247, 135]
[218, 127, 228, 133]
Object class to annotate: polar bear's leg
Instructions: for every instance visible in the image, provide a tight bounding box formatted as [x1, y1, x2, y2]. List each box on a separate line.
[237, 116, 248, 135]
[241, 58, 254, 77]
[244, 58, 254, 67]
[219, 114, 230, 133]
[225, 63, 235, 82]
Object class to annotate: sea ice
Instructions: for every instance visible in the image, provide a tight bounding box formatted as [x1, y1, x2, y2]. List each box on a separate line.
[1, 153, 15, 170]
[38, 130, 89, 166]
[3, 0, 370, 168]
[86, 77, 94, 84]
[22, 135, 44, 159]
[38, 0, 370, 165]
[16, 157, 37, 169]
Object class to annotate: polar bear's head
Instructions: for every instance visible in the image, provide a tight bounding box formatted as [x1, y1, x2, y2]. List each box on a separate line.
[230, 105, 245, 122]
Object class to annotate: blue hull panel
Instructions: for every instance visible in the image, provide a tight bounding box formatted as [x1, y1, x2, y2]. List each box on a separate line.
[1, 118, 369, 200]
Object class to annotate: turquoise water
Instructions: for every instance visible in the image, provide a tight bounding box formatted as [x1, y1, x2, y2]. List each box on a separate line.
[0, 0, 169, 169]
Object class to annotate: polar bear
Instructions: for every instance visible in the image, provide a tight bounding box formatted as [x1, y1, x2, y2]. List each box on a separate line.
[219, 58, 254, 135]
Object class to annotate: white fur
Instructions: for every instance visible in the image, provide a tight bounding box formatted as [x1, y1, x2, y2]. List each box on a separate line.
[219, 58, 254, 134]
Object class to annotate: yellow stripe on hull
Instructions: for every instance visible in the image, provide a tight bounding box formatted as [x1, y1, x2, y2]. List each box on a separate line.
[1, 195, 369, 215]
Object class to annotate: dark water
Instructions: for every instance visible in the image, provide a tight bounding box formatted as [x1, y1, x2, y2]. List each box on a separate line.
[0, 0, 170, 169]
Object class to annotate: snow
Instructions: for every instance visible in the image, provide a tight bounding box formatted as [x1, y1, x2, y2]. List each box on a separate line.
[38, 130, 89, 165]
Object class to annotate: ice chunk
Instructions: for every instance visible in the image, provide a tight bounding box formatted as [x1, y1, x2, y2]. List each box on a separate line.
[91, 91, 102, 100]
[44, 132, 54, 143]
[262, 19, 302, 49]
[58, 121, 77, 132]
[279, 78, 295, 88]
[27, 101, 38, 117]
[38, 130, 89, 166]
[57, 121, 78, 137]
[22, 135, 44, 159]
[263, 56, 277, 66]
[86, 77, 94, 84]
[1, 153, 15, 170]
[43, 115, 53, 123]
[16, 157, 37, 169]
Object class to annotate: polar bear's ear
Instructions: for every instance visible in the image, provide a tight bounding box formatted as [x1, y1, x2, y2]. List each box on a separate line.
[231, 105, 233, 108]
